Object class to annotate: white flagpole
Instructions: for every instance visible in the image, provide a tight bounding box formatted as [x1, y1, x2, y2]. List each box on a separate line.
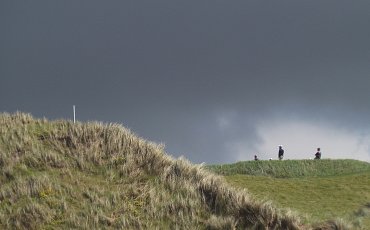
[73, 105, 76, 123]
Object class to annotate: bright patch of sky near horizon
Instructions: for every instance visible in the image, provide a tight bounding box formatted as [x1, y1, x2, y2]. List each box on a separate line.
[216, 111, 370, 163]
[256, 120, 370, 162]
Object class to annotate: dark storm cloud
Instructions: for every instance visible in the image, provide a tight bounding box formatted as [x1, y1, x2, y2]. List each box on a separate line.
[1, 1, 370, 163]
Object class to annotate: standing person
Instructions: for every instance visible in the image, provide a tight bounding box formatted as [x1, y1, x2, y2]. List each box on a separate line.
[278, 145, 284, 160]
[254, 155, 259, 161]
[315, 148, 321, 159]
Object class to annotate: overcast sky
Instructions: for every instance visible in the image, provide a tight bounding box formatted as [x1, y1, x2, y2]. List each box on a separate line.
[1, 1, 370, 163]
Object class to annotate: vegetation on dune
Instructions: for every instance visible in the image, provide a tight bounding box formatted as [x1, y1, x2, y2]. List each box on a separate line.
[0, 112, 308, 229]
[209, 160, 370, 229]
[226, 173, 370, 227]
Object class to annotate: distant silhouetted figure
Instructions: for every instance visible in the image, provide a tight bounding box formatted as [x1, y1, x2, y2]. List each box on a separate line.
[254, 155, 259, 161]
[315, 148, 321, 160]
[278, 145, 284, 160]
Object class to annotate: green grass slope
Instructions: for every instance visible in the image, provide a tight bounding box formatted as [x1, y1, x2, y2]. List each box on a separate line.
[0, 113, 312, 230]
[209, 160, 370, 229]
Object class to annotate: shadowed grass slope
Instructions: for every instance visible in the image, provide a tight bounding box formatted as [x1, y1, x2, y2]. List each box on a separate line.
[0, 113, 348, 229]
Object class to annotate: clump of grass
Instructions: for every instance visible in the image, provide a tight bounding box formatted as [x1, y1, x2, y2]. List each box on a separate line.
[312, 219, 352, 230]
[205, 215, 236, 229]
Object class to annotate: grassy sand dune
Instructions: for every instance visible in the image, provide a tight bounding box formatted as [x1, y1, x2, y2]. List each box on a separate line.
[0, 112, 350, 229]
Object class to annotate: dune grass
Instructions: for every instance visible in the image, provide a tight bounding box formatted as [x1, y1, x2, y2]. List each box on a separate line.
[0, 112, 311, 229]
[208, 160, 370, 229]
[226, 173, 370, 226]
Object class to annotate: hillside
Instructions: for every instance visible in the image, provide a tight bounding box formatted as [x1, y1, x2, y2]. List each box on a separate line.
[0, 113, 347, 229]
[209, 160, 370, 228]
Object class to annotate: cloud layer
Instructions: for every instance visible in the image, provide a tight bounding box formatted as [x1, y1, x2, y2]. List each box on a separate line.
[1, 1, 370, 163]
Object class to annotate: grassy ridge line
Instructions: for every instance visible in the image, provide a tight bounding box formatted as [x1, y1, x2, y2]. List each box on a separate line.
[0, 112, 309, 229]
[208, 159, 370, 178]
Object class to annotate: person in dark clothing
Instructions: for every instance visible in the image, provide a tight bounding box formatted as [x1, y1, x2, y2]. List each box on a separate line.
[254, 155, 259, 161]
[278, 145, 284, 160]
[315, 148, 321, 159]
